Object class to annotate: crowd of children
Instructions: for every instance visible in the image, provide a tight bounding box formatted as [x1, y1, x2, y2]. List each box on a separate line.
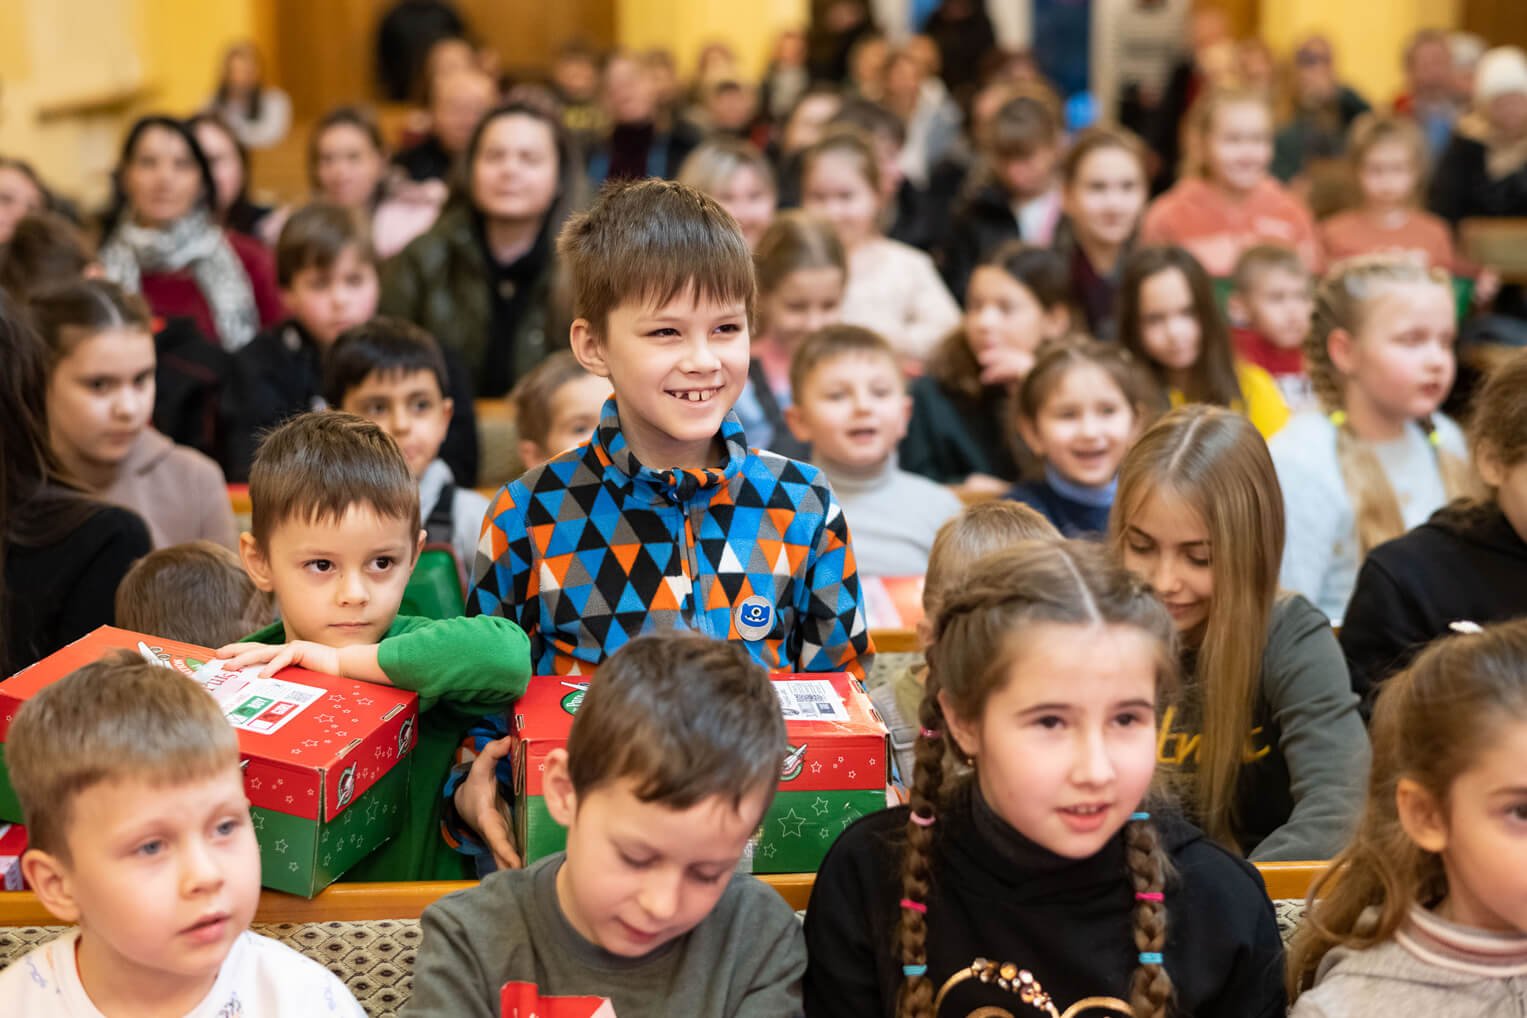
[1, 11, 1526, 1018]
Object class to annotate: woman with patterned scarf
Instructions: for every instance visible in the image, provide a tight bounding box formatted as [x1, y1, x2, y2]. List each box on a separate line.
[98, 115, 282, 353]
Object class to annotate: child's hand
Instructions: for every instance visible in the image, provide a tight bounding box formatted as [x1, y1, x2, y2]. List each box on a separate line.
[453, 735, 522, 871]
[217, 641, 342, 679]
[976, 345, 1036, 386]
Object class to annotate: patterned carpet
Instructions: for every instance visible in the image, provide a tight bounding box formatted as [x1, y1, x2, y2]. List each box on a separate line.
[0, 900, 1311, 1017]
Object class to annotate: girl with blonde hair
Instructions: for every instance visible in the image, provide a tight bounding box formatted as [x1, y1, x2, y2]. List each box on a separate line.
[1270, 254, 1474, 624]
[1114, 404, 1368, 859]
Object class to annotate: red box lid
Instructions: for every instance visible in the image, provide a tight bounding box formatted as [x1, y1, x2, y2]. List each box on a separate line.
[862, 575, 926, 631]
[514, 672, 888, 797]
[1, 627, 418, 822]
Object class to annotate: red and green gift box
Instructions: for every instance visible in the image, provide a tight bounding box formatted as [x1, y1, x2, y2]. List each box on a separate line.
[0, 626, 417, 897]
[512, 672, 889, 874]
[0, 823, 26, 890]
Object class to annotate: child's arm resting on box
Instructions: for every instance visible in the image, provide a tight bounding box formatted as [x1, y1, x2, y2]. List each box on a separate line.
[217, 616, 530, 713]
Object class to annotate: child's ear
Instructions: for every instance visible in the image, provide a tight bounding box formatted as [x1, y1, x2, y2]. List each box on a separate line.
[1327, 327, 1358, 377]
[569, 319, 612, 379]
[517, 439, 545, 473]
[1395, 776, 1449, 854]
[783, 403, 812, 444]
[543, 748, 579, 827]
[1476, 446, 1505, 489]
[415, 529, 427, 559]
[937, 689, 980, 762]
[239, 533, 276, 593]
[440, 396, 455, 424]
[23, 849, 81, 924]
[1015, 414, 1044, 457]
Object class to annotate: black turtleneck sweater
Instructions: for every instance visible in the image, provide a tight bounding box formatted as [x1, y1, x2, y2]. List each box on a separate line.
[803, 783, 1286, 1018]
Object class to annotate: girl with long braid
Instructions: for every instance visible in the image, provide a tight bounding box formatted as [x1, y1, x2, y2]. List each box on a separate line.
[803, 541, 1286, 1017]
[1269, 254, 1474, 625]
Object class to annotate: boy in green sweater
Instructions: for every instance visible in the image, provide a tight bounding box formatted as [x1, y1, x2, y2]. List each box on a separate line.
[218, 411, 530, 881]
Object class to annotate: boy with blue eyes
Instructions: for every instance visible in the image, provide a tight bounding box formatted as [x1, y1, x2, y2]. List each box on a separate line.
[217, 411, 530, 881]
[407, 634, 806, 1018]
[1, 654, 365, 1017]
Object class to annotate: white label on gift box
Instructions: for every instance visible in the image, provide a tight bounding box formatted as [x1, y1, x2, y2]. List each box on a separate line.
[190, 661, 325, 735]
[773, 680, 850, 722]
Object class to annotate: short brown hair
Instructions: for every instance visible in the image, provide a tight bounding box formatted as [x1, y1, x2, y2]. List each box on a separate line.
[116, 540, 274, 646]
[7, 651, 238, 859]
[789, 323, 900, 402]
[248, 411, 419, 550]
[1232, 243, 1309, 296]
[556, 178, 755, 338]
[275, 201, 376, 288]
[988, 94, 1062, 160]
[510, 351, 596, 448]
[567, 633, 786, 811]
[322, 317, 449, 407]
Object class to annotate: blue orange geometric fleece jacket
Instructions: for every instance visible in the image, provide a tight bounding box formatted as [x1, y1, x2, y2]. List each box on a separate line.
[468, 397, 874, 677]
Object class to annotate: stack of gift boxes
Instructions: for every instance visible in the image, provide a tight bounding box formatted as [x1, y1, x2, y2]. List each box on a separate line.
[512, 671, 890, 874]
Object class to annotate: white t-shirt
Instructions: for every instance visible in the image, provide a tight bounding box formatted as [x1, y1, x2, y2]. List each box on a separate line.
[0, 929, 365, 1017]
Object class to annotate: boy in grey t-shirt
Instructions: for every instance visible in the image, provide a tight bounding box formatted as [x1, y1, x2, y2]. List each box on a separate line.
[405, 634, 806, 1018]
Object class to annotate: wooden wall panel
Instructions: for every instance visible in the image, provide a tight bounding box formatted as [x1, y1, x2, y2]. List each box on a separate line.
[272, 0, 616, 122]
[1462, 0, 1527, 46]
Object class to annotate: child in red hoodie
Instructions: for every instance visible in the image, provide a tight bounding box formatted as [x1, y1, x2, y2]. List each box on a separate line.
[1228, 244, 1317, 413]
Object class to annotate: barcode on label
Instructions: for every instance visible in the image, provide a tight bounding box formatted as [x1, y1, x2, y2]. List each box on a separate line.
[774, 680, 851, 721]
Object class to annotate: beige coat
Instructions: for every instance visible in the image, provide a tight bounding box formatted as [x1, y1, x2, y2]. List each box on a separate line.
[102, 429, 237, 550]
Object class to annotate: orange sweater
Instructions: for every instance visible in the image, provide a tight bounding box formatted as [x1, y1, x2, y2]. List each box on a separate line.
[1140, 177, 1323, 277]
[1318, 209, 1457, 274]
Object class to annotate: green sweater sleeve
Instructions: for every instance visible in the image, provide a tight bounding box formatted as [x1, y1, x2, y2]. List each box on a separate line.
[376, 615, 530, 714]
[1252, 594, 1371, 862]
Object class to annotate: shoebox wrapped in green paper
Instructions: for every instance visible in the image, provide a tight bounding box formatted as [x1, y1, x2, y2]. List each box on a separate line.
[0, 626, 417, 897]
[512, 672, 889, 873]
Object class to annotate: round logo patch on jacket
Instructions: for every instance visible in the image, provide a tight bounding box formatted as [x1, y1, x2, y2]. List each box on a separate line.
[735, 596, 774, 641]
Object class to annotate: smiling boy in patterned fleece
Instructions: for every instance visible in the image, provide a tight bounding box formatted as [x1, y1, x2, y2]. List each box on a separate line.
[450, 179, 874, 867]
